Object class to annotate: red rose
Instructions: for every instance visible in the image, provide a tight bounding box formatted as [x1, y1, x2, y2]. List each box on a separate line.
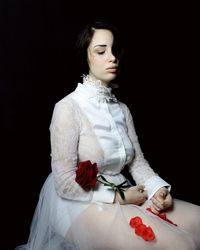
[75, 160, 98, 191]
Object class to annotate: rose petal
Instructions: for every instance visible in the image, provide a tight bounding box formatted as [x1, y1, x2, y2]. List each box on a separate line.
[146, 207, 177, 226]
[75, 161, 98, 190]
[129, 216, 143, 228]
[135, 224, 147, 236]
[143, 226, 155, 241]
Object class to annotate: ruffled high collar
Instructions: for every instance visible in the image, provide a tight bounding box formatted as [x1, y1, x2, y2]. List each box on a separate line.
[80, 75, 117, 103]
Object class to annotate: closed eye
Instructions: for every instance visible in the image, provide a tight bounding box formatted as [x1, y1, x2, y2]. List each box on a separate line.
[97, 51, 105, 55]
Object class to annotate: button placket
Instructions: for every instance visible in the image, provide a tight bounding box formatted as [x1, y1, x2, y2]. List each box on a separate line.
[104, 102, 127, 166]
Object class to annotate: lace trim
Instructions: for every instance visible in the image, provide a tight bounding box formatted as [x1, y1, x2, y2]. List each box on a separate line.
[82, 74, 117, 102]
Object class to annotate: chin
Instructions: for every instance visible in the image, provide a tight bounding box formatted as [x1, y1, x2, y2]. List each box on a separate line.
[106, 73, 117, 82]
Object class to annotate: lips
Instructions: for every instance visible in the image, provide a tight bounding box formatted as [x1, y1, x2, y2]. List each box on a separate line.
[106, 66, 118, 72]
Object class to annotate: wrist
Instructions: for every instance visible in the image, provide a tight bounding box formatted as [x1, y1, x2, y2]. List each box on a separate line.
[114, 191, 126, 205]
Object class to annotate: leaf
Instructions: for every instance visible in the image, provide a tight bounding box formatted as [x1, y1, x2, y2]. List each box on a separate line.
[98, 175, 109, 183]
[103, 184, 112, 187]
[97, 175, 127, 200]
[118, 189, 125, 200]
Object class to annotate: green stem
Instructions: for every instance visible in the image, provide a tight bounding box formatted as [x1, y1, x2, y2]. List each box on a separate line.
[97, 174, 130, 200]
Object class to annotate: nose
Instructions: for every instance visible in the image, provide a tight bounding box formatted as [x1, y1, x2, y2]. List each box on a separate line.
[109, 51, 117, 63]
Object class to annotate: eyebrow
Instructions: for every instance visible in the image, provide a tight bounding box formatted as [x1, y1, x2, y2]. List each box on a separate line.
[93, 45, 107, 48]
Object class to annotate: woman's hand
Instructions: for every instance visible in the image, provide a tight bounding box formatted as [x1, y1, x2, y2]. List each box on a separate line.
[150, 187, 173, 214]
[114, 185, 147, 205]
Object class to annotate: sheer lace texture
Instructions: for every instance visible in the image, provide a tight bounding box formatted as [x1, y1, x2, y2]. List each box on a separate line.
[50, 77, 170, 202]
[50, 99, 94, 201]
[15, 78, 200, 250]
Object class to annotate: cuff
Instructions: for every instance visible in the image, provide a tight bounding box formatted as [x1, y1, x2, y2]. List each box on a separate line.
[91, 183, 115, 203]
[144, 175, 171, 199]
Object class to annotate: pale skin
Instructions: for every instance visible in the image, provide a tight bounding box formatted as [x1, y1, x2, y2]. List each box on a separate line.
[87, 28, 173, 214]
[150, 187, 173, 214]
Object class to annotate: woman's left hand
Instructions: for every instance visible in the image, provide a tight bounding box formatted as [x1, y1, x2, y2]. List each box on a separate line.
[150, 187, 173, 214]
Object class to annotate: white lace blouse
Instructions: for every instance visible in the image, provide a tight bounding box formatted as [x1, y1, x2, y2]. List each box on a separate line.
[50, 76, 170, 204]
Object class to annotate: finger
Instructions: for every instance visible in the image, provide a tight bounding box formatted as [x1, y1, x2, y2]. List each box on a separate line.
[151, 197, 165, 211]
[142, 190, 148, 199]
[136, 185, 145, 192]
[154, 187, 167, 197]
[163, 195, 172, 209]
[156, 195, 165, 203]
[160, 190, 167, 196]
[150, 205, 160, 214]
[151, 200, 164, 213]
[153, 193, 165, 203]
[160, 190, 168, 199]
[155, 190, 168, 203]
[138, 193, 148, 204]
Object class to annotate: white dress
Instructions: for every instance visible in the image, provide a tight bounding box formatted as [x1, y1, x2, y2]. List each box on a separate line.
[16, 76, 200, 250]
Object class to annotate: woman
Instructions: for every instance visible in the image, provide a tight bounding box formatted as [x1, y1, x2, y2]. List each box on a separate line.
[16, 21, 200, 250]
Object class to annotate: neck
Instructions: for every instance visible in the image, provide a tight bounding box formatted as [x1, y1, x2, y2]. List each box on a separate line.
[88, 74, 109, 88]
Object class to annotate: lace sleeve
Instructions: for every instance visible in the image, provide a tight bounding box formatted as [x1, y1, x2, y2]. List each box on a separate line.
[122, 104, 157, 184]
[49, 98, 93, 201]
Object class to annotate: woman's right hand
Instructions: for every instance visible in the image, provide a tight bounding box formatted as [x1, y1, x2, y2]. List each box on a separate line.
[114, 185, 147, 205]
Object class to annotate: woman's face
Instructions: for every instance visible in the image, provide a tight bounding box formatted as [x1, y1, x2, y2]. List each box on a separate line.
[87, 29, 119, 86]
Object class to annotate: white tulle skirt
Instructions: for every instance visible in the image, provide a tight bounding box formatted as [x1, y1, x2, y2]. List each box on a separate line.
[16, 173, 200, 250]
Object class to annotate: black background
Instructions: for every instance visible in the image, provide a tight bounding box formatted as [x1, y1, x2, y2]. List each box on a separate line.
[1, 2, 199, 249]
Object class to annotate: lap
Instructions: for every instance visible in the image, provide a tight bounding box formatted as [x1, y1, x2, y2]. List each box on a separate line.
[66, 200, 199, 250]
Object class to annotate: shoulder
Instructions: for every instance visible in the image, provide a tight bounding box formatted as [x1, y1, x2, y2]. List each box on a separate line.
[118, 101, 131, 115]
[50, 92, 82, 127]
[53, 92, 77, 111]
[118, 101, 128, 110]
[50, 92, 82, 122]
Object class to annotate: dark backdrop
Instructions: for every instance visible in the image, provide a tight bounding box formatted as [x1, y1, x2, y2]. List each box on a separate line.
[1, 2, 199, 249]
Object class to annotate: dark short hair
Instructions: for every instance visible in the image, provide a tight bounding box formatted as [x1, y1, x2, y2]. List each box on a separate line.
[74, 20, 124, 76]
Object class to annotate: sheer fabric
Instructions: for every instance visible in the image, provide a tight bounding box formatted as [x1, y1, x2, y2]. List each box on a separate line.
[16, 76, 200, 249]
